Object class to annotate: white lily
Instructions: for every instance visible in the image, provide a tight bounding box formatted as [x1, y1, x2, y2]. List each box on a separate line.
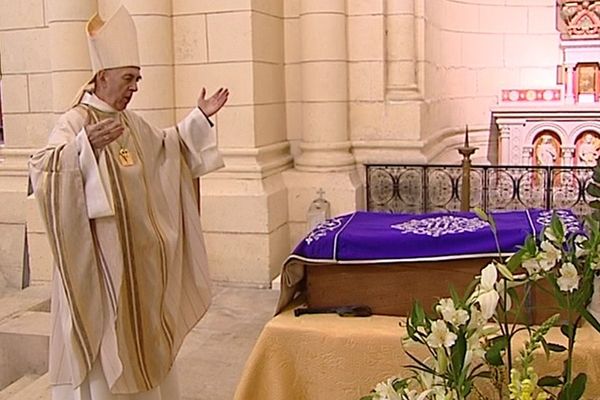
[522, 258, 541, 276]
[405, 389, 434, 400]
[557, 262, 580, 292]
[543, 226, 559, 243]
[436, 298, 469, 327]
[495, 279, 513, 312]
[475, 263, 500, 320]
[539, 241, 561, 270]
[373, 378, 402, 400]
[574, 235, 588, 259]
[426, 320, 457, 349]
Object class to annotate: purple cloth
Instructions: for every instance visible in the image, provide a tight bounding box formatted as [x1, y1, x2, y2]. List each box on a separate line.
[291, 209, 580, 263]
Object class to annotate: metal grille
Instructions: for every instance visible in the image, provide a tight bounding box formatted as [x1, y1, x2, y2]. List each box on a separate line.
[366, 164, 594, 217]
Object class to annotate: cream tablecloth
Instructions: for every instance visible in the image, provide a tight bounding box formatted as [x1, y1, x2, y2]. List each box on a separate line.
[233, 305, 600, 400]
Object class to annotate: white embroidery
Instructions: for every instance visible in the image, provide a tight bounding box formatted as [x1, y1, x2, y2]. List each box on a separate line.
[536, 210, 580, 233]
[305, 218, 344, 245]
[390, 215, 489, 237]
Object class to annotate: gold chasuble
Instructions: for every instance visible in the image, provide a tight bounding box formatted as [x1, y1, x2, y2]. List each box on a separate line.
[29, 93, 224, 395]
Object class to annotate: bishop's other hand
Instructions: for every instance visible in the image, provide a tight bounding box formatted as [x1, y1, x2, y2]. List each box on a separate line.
[197, 87, 229, 118]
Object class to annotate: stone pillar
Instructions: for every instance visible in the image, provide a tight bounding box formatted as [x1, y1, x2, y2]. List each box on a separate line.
[294, 0, 354, 171]
[565, 64, 575, 104]
[523, 147, 533, 165]
[498, 125, 511, 165]
[562, 146, 575, 166]
[46, 0, 96, 113]
[283, 0, 363, 250]
[385, 0, 421, 99]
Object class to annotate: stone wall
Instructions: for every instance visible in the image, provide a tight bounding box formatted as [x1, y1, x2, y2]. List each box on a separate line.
[0, 0, 563, 287]
[422, 0, 559, 164]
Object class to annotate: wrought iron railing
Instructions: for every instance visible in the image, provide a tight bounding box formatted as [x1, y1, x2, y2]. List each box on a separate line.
[366, 164, 595, 217]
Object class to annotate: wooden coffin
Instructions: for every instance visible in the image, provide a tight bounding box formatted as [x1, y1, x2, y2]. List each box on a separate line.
[305, 259, 562, 325]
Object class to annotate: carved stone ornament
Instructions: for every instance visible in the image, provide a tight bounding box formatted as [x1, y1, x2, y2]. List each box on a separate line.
[557, 0, 600, 39]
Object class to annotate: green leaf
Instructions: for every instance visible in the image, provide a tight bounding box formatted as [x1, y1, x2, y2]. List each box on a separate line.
[359, 396, 375, 400]
[404, 350, 437, 375]
[579, 306, 600, 333]
[484, 342, 505, 367]
[496, 263, 514, 280]
[560, 324, 573, 340]
[541, 338, 551, 360]
[524, 235, 538, 255]
[451, 333, 467, 374]
[570, 373, 587, 400]
[551, 212, 565, 242]
[506, 250, 525, 271]
[411, 301, 425, 327]
[586, 182, 600, 198]
[538, 375, 563, 387]
[592, 167, 600, 184]
[546, 343, 567, 352]
[449, 286, 461, 307]
[474, 207, 489, 222]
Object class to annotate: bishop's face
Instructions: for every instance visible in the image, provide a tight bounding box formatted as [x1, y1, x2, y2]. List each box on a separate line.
[95, 66, 142, 111]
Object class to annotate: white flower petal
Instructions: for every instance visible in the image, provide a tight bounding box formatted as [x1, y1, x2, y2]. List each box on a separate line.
[477, 290, 499, 320]
[557, 263, 580, 292]
[480, 263, 498, 291]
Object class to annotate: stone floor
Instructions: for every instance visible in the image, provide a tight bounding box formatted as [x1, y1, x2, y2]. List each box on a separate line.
[172, 285, 279, 400]
[0, 284, 280, 400]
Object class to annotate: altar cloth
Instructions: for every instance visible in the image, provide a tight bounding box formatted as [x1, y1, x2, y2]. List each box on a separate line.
[277, 209, 581, 314]
[233, 304, 600, 400]
[290, 209, 580, 263]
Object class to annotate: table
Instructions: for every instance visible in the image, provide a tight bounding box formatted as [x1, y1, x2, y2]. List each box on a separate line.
[233, 305, 600, 400]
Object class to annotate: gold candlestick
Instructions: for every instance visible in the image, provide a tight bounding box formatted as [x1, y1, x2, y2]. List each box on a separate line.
[458, 125, 478, 211]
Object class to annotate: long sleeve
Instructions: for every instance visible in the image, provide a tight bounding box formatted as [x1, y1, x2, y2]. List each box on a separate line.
[75, 129, 114, 218]
[175, 108, 224, 177]
[30, 108, 115, 219]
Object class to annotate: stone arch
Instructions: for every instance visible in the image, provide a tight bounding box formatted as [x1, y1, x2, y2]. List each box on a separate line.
[571, 123, 600, 166]
[527, 125, 565, 167]
[570, 122, 600, 144]
[524, 123, 568, 147]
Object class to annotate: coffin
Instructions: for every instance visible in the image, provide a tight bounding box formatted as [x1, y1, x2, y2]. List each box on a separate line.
[277, 209, 578, 324]
[305, 261, 561, 324]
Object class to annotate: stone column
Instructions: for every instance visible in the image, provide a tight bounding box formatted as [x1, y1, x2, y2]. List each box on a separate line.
[294, 0, 354, 171]
[562, 146, 575, 166]
[283, 0, 363, 251]
[522, 147, 533, 165]
[46, 0, 96, 113]
[498, 124, 511, 165]
[385, 0, 421, 99]
[565, 64, 575, 104]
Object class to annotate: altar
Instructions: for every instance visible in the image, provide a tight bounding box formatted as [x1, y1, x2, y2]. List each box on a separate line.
[233, 208, 591, 399]
[233, 304, 600, 400]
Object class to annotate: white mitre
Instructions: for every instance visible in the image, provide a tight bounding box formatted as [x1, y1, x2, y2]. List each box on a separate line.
[86, 5, 140, 73]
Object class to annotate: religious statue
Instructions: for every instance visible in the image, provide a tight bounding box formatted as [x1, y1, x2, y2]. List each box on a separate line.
[577, 133, 600, 166]
[535, 135, 558, 166]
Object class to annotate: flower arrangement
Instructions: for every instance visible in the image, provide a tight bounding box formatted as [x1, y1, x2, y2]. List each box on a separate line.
[360, 210, 600, 400]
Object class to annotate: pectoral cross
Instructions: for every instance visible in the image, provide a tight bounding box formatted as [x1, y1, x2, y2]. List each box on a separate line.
[119, 148, 135, 166]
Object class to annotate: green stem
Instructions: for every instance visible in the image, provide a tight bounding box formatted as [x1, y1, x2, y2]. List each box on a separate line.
[502, 278, 513, 374]
[565, 294, 574, 385]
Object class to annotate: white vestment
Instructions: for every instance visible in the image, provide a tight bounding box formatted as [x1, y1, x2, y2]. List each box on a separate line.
[30, 93, 224, 399]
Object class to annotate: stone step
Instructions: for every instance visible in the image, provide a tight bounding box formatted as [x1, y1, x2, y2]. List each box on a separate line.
[0, 374, 38, 400]
[5, 373, 50, 400]
[0, 285, 50, 325]
[0, 311, 49, 394]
